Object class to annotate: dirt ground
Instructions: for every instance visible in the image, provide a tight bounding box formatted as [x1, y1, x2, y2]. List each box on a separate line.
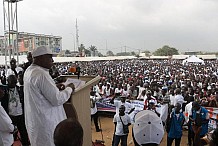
[91, 116, 188, 146]
[14, 115, 188, 146]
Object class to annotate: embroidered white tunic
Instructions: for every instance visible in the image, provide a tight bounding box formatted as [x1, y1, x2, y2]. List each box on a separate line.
[24, 65, 72, 146]
[0, 104, 14, 146]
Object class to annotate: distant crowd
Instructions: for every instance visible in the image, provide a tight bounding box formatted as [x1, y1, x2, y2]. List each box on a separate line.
[52, 59, 218, 108]
[0, 51, 218, 146]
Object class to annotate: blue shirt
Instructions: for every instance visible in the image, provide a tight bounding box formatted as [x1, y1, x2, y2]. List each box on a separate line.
[192, 107, 208, 136]
[168, 111, 185, 138]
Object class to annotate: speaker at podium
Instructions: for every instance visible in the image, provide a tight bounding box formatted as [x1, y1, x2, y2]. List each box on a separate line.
[61, 75, 101, 146]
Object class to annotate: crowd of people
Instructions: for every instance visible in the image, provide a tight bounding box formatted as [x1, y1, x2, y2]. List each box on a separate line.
[83, 58, 218, 145]
[0, 45, 218, 146]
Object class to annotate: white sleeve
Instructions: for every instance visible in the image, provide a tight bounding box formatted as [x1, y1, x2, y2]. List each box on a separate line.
[39, 72, 72, 106]
[205, 112, 209, 120]
[95, 93, 102, 100]
[174, 97, 177, 106]
[115, 88, 118, 93]
[127, 115, 131, 123]
[154, 99, 157, 105]
[113, 115, 117, 123]
[0, 106, 14, 133]
[114, 100, 120, 107]
[184, 105, 189, 122]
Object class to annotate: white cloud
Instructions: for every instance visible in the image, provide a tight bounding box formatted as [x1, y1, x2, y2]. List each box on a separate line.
[1, 0, 218, 54]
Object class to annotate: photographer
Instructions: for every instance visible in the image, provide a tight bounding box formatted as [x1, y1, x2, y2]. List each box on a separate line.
[190, 101, 209, 146]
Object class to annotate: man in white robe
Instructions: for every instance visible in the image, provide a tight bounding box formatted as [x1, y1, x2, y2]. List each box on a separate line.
[24, 46, 74, 146]
[0, 88, 14, 146]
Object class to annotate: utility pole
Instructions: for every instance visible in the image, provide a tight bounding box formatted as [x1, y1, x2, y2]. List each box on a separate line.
[105, 40, 108, 51]
[137, 49, 141, 56]
[75, 19, 79, 52]
[3, 0, 22, 68]
[73, 35, 75, 52]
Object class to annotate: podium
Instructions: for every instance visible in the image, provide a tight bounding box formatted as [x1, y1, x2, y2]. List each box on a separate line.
[62, 75, 101, 146]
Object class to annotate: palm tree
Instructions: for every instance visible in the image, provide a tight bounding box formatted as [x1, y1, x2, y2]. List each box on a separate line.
[89, 45, 97, 56]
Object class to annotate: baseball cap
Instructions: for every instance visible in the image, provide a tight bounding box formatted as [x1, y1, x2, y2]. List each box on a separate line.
[133, 110, 164, 145]
[32, 46, 53, 57]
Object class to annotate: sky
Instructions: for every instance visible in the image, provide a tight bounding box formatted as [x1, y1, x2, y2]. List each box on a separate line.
[1, 0, 218, 55]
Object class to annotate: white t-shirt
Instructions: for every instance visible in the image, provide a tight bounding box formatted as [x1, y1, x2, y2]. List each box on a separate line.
[114, 100, 134, 115]
[137, 86, 145, 99]
[90, 93, 102, 115]
[174, 94, 185, 106]
[115, 88, 123, 94]
[6, 67, 23, 77]
[169, 95, 175, 106]
[184, 102, 193, 123]
[104, 88, 111, 96]
[113, 114, 131, 135]
[8, 87, 23, 116]
[122, 90, 129, 97]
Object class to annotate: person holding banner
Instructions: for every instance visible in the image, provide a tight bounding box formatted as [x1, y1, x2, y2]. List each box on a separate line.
[143, 90, 157, 110]
[110, 96, 135, 115]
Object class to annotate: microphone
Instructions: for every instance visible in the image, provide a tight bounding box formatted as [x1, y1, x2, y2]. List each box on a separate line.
[68, 66, 80, 79]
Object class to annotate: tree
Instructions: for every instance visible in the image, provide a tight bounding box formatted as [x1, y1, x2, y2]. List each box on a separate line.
[131, 51, 136, 56]
[106, 50, 114, 56]
[116, 52, 131, 56]
[78, 44, 86, 53]
[77, 44, 86, 56]
[84, 49, 91, 56]
[98, 52, 104, 57]
[142, 50, 151, 56]
[89, 45, 97, 56]
[153, 45, 179, 56]
[65, 50, 71, 54]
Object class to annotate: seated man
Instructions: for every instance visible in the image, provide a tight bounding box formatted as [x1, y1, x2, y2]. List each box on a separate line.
[54, 118, 83, 146]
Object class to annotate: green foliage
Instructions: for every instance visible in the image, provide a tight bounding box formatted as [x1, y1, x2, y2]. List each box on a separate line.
[89, 45, 98, 56]
[84, 49, 91, 56]
[98, 52, 104, 57]
[153, 45, 179, 56]
[89, 45, 97, 52]
[142, 50, 151, 56]
[116, 52, 132, 56]
[78, 44, 86, 52]
[131, 51, 136, 56]
[65, 50, 71, 54]
[135, 54, 140, 58]
[106, 50, 114, 56]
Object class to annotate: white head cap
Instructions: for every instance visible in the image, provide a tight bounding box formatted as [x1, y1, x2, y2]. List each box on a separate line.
[133, 110, 164, 145]
[32, 46, 53, 57]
